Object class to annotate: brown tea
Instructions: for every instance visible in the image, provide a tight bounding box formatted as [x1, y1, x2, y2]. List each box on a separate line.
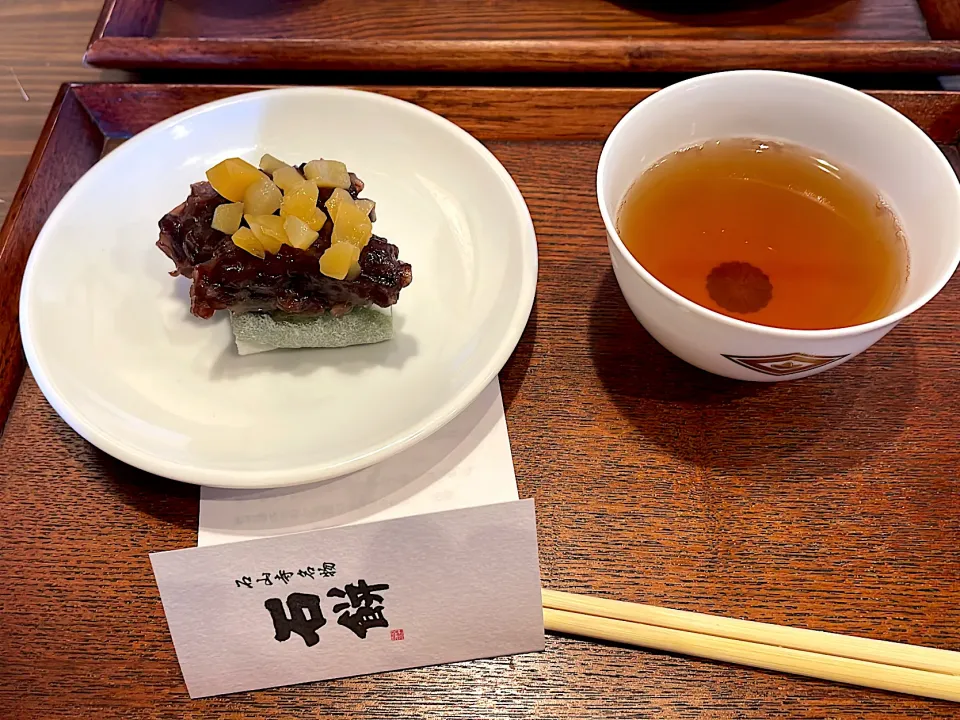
[616, 139, 908, 330]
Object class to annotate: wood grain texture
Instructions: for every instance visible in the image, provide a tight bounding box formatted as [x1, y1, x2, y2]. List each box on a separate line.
[156, 0, 931, 40]
[918, 0, 960, 39]
[98, 0, 164, 38]
[84, 37, 960, 74]
[83, 0, 960, 73]
[0, 0, 123, 231]
[73, 84, 960, 142]
[0, 86, 105, 432]
[0, 0, 122, 428]
[0, 84, 958, 718]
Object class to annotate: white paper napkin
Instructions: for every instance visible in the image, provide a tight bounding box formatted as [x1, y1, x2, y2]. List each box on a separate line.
[198, 380, 518, 546]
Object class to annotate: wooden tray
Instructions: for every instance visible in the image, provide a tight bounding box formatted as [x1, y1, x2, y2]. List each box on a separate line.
[1, 83, 958, 718]
[83, 0, 960, 74]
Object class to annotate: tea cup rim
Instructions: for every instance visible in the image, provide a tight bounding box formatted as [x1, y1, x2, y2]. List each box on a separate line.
[596, 70, 960, 339]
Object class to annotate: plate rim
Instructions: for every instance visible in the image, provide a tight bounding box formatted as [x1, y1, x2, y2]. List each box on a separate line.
[19, 86, 538, 489]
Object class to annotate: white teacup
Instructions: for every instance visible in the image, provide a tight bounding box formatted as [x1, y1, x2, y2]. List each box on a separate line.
[597, 71, 960, 381]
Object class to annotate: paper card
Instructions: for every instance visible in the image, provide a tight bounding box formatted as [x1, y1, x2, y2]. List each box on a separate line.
[151, 499, 544, 698]
[198, 380, 518, 546]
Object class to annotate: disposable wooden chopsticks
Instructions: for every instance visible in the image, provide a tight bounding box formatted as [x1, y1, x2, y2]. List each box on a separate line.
[542, 589, 960, 702]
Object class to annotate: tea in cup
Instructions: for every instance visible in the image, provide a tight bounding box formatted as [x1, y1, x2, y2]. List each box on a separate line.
[597, 71, 960, 381]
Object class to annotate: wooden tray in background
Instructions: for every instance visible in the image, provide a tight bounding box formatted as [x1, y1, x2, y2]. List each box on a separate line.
[1, 84, 958, 718]
[83, 0, 960, 74]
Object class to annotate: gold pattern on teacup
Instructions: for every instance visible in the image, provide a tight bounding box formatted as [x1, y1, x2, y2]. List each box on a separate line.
[723, 352, 849, 377]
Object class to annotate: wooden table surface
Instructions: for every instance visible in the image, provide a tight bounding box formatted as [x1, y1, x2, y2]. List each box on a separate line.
[0, 0, 123, 229]
[1, 3, 959, 720]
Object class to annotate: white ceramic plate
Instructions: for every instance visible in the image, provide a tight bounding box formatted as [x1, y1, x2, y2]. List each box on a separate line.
[20, 88, 537, 488]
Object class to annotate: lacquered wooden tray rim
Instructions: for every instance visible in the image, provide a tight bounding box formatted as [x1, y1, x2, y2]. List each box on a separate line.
[83, 0, 960, 73]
